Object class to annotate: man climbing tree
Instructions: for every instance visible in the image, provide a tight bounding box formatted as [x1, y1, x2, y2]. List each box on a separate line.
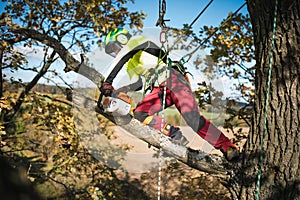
[99, 27, 240, 161]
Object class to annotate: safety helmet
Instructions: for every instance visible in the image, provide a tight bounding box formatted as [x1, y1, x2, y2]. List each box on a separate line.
[104, 28, 132, 57]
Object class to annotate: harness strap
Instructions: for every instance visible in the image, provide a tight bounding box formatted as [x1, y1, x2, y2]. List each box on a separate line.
[105, 41, 167, 84]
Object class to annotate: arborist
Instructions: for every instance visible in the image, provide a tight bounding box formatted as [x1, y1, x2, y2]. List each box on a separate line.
[99, 27, 239, 161]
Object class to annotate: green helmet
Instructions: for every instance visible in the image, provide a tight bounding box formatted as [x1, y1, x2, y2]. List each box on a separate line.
[104, 28, 132, 57]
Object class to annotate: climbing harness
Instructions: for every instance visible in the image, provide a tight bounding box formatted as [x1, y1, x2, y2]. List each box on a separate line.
[255, 0, 278, 199]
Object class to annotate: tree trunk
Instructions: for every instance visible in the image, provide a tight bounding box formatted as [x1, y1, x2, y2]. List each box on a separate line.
[0, 46, 3, 98]
[231, 1, 300, 199]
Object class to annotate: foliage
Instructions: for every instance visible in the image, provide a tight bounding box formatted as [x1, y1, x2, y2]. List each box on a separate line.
[0, 89, 238, 199]
[0, 0, 254, 130]
[0, 91, 134, 199]
[1, 40, 28, 73]
[3, 0, 145, 49]
[0, 2, 146, 197]
[0, 0, 146, 110]
[188, 13, 254, 129]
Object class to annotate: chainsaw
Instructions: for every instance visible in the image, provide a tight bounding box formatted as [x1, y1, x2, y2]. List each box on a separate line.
[98, 92, 133, 116]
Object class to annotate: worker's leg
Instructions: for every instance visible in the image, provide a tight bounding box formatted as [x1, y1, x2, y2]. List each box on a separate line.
[167, 69, 237, 153]
[134, 87, 188, 145]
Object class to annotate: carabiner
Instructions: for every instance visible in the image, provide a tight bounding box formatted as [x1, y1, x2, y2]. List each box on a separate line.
[180, 54, 192, 64]
[160, 30, 166, 44]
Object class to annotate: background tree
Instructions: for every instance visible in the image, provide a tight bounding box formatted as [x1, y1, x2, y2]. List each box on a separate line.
[0, 0, 147, 199]
[0, 0, 145, 120]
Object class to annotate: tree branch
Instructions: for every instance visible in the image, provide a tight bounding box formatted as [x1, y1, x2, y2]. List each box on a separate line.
[0, 14, 105, 89]
[73, 91, 232, 177]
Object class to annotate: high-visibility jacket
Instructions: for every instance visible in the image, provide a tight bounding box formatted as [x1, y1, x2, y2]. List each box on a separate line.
[105, 36, 168, 89]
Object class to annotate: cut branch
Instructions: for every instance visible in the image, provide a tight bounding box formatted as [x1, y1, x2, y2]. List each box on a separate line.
[73, 91, 232, 176]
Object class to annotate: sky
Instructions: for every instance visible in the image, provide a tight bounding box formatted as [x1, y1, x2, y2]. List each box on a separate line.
[126, 0, 248, 29]
[1, 0, 249, 97]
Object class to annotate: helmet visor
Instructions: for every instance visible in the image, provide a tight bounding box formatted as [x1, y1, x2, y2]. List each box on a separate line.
[105, 41, 122, 57]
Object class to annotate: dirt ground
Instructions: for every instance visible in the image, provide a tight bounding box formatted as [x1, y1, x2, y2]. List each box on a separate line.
[107, 126, 249, 199]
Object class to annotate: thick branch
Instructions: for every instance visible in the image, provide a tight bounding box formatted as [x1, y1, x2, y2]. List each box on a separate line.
[73, 91, 232, 176]
[121, 118, 230, 175]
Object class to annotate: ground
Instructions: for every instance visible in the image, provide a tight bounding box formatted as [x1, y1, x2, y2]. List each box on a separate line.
[107, 126, 248, 199]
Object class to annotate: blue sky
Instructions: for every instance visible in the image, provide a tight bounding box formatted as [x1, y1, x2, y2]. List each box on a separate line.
[127, 0, 248, 29]
[0, 0, 248, 27]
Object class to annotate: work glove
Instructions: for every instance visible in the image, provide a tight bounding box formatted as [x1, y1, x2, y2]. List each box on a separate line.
[100, 82, 114, 97]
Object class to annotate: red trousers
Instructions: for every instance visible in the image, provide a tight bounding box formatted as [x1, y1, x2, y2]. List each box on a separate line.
[134, 69, 234, 152]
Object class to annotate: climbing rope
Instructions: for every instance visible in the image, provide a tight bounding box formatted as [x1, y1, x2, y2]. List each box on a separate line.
[157, 28, 168, 200]
[180, 2, 247, 64]
[154, 1, 247, 70]
[157, 1, 169, 198]
[255, 0, 278, 199]
[154, 1, 248, 198]
[189, 0, 214, 29]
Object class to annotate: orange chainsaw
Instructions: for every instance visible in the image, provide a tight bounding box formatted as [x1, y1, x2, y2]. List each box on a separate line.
[98, 92, 133, 116]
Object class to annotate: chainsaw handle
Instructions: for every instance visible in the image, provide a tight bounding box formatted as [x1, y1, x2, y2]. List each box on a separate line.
[97, 93, 104, 110]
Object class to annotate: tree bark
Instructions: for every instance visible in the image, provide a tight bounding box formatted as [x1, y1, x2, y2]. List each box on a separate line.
[0, 46, 3, 98]
[233, 1, 300, 199]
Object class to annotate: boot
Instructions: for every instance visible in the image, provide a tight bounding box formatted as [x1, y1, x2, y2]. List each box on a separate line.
[169, 127, 189, 146]
[222, 146, 239, 161]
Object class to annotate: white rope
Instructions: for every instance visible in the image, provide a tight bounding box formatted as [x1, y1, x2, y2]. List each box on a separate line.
[157, 27, 168, 200]
[157, 85, 166, 200]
